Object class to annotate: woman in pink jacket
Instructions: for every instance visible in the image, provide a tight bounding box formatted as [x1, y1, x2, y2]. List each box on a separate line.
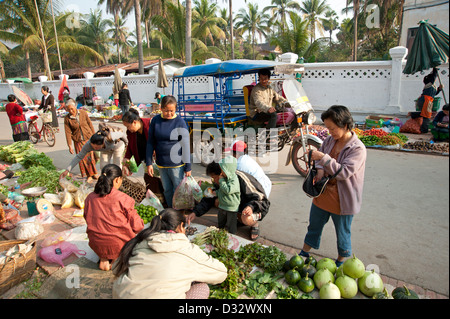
[299, 105, 367, 267]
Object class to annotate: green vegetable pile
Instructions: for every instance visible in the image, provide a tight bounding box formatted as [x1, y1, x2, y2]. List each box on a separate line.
[135, 204, 158, 224]
[191, 228, 287, 299]
[0, 141, 35, 163]
[17, 166, 62, 194]
[0, 141, 56, 170]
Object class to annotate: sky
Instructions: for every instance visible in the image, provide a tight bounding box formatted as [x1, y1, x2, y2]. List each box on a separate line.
[61, 0, 351, 41]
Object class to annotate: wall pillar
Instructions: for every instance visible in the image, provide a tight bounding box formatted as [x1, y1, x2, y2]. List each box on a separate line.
[387, 46, 408, 113]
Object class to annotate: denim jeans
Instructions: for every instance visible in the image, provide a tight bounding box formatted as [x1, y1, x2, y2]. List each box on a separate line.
[303, 203, 353, 257]
[159, 166, 185, 208]
[119, 104, 130, 114]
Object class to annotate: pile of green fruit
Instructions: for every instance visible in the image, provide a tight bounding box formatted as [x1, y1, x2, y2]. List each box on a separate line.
[135, 204, 158, 224]
[282, 254, 419, 299]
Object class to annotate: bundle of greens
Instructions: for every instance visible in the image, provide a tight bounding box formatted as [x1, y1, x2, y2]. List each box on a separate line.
[191, 226, 230, 250]
[17, 166, 62, 194]
[0, 141, 35, 163]
[21, 152, 56, 170]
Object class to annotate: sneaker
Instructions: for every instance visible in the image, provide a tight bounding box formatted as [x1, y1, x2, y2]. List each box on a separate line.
[298, 250, 310, 258]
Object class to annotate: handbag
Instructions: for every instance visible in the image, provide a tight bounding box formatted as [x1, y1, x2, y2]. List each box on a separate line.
[302, 150, 343, 198]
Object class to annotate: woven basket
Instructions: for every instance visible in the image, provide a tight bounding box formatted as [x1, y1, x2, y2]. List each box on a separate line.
[119, 177, 147, 204]
[0, 240, 37, 296]
[41, 112, 53, 123]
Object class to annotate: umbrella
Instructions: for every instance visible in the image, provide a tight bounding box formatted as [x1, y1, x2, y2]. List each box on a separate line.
[113, 65, 123, 98]
[157, 57, 168, 94]
[403, 20, 449, 103]
[11, 85, 33, 106]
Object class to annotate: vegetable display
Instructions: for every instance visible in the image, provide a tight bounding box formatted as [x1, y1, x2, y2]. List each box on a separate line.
[0, 141, 35, 163]
[17, 166, 62, 194]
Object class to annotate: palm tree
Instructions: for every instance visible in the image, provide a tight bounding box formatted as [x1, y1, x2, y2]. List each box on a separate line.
[299, 0, 330, 43]
[321, 9, 339, 47]
[263, 0, 300, 32]
[186, 0, 192, 65]
[235, 2, 270, 60]
[106, 16, 130, 63]
[148, 1, 224, 62]
[98, 0, 124, 63]
[0, 0, 103, 79]
[269, 11, 320, 61]
[192, 0, 226, 46]
[77, 9, 113, 65]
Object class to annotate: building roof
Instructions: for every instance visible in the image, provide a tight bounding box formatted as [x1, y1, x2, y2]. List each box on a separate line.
[26, 58, 185, 81]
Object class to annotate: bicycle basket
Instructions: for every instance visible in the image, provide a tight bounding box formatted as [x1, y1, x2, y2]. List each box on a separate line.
[41, 112, 53, 123]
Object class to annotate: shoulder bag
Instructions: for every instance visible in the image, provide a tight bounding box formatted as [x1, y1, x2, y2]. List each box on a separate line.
[302, 150, 343, 198]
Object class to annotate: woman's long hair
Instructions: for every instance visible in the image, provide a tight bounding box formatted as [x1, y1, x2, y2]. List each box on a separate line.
[90, 130, 107, 145]
[112, 208, 186, 277]
[94, 164, 122, 197]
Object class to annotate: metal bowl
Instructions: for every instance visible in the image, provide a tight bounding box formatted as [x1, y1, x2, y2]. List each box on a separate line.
[21, 186, 48, 197]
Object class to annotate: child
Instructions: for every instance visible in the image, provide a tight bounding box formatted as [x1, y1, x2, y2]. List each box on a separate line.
[84, 164, 144, 271]
[215, 156, 241, 234]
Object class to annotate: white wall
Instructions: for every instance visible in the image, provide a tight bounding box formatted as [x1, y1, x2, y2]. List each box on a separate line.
[1, 46, 448, 121]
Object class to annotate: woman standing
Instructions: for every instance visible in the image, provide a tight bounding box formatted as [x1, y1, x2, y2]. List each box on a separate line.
[298, 105, 367, 267]
[38, 86, 59, 130]
[5, 94, 29, 142]
[112, 208, 227, 299]
[146, 95, 191, 208]
[63, 99, 98, 183]
[84, 164, 144, 271]
[60, 125, 128, 180]
[118, 83, 133, 115]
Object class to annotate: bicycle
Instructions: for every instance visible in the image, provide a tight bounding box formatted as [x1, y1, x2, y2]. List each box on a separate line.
[27, 112, 56, 147]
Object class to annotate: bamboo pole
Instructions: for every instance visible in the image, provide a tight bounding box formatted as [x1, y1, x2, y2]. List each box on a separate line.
[34, 0, 52, 80]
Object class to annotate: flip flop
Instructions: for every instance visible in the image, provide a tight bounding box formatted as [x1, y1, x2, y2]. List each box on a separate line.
[250, 226, 260, 241]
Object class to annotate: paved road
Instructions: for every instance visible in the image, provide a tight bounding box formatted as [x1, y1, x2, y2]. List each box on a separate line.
[1, 113, 448, 296]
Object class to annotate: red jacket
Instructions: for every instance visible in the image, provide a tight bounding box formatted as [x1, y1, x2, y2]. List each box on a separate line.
[124, 117, 151, 164]
[5, 102, 26, 125]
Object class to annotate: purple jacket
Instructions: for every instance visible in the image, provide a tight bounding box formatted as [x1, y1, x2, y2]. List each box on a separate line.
[316, 132, 367, 215]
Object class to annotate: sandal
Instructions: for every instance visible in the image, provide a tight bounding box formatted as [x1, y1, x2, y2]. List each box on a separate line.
[250, 226, 260, 241]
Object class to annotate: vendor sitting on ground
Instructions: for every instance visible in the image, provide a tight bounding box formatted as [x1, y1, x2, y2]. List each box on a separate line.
[84, 164, 144, 271]
[186, 162, 270, 241]
[431, 104, 449, 142]
[249, 69, 288, 131]
[112, 208, 227, 299]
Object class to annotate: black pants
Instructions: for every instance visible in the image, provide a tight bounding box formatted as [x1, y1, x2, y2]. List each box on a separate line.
[410, 112, 430, 133]
[217, 208, 238, 234]
[252, 112, 277, 129]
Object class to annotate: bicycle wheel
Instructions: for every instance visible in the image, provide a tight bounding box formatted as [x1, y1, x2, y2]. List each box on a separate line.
[28, 123, 40, 144]
[43, 124, 56, 147]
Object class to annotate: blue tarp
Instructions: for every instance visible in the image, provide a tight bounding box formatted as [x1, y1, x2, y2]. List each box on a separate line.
[174, 59, 285, 78]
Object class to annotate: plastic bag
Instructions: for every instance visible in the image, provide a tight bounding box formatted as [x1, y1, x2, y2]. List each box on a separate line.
[74, 183, 91, 209]
[127, 157, 139, 173]
[172, 176, 202, 210]
[41, 229, 73, 247]
[140, 189, 164, 212]
[59, 176, 79, 192]
[0, 207, 23, 230]
[15, 219, 44, 240]
[38, 241, 86, 267]
[61, 189, 74, 209]
[43, 193, 62, 205]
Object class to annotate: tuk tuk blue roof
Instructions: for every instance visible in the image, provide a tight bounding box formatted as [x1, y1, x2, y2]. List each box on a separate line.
[173, 59, 284, 78]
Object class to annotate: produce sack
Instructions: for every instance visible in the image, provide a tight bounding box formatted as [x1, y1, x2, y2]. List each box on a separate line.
[140, 189, 164, 212]
[400, 117, 422, 134]
[15, 219, 44, 240]
[61, 189, 74, 209]
[38, 241, 86, 267]
[172, 176, 201, 210]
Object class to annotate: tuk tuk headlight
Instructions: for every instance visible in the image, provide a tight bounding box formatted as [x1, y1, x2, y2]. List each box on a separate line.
[303, 111, 316, 125]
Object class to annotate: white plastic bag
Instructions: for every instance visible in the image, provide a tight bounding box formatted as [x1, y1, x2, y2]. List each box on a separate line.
[15, 219, 44, 240]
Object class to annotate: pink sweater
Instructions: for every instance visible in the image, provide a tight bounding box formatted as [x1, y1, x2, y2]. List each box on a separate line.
[316, 132, 367, 215]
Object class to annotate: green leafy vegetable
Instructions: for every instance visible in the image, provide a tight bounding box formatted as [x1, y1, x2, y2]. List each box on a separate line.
[17, 166, 62, 193]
